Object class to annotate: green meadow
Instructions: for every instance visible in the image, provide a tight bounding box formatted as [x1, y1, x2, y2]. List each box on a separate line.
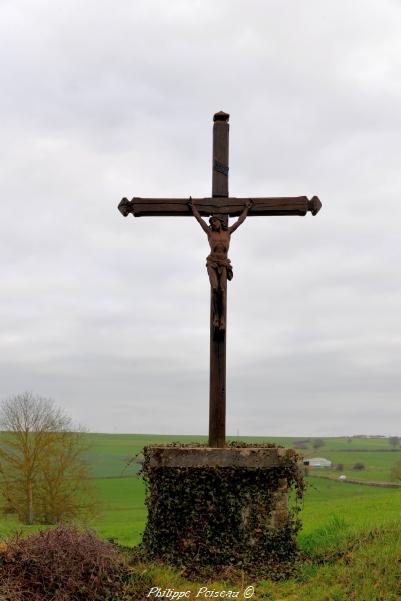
[2, 434, 401, 599]
[85, 432, 401, 480]
[2, 433, 401, 547]
[83, 433, 401, 548]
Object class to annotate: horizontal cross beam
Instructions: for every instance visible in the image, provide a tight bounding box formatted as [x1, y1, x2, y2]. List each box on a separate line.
[118, 195, 322, 218]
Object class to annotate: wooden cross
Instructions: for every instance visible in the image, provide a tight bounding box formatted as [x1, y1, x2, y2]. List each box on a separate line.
[118, 111, 321, 448]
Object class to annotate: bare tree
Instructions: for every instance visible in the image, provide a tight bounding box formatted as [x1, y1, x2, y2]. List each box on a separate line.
[312, 438, 325, 450]
[390, 460, 401, 482]
[0, 392, 96, 525]
[389, 436, 400, 451]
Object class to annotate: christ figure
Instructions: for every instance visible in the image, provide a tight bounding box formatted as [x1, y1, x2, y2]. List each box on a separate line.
[188, 199, 253, 330]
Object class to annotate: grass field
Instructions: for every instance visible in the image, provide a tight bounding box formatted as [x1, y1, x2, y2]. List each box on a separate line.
[2, 433, 401, 546]
[2, 433, 401, 599]
[84, 432, 401, 479]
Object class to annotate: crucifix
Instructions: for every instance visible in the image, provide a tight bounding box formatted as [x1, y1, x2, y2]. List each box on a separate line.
[118, 111, 321, 448]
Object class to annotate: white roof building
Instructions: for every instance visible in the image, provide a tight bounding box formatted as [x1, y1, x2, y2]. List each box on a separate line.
[308, 457, 332, 468]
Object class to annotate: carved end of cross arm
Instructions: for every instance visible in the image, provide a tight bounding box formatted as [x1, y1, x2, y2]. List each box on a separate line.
[308, 196, 322, 216]
[118, 197, 134, 217]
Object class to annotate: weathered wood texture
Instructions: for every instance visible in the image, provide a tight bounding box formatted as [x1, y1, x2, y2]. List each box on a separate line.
[212, 111, 230, 199]
[209, 326, 226, 448]
[118, 195, 321, 217]
[209, 112, 230, 449]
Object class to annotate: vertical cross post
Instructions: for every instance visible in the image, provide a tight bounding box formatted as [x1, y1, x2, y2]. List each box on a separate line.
[209, 111, 229, 447]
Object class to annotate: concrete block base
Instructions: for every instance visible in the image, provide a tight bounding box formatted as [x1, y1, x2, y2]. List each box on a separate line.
[140, 445, 302, 577]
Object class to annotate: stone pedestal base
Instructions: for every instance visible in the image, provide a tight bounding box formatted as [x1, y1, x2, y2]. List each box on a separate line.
[140, 445, 303, 577]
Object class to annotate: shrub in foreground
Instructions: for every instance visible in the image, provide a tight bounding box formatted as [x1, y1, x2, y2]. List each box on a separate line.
[0, 526, 127, 601]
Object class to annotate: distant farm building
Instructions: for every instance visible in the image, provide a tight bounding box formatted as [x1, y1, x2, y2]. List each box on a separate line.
[308, 457, 332, 468]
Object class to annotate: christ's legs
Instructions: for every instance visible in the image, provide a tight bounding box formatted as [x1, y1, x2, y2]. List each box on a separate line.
[207, 265, 228, 330]
[207, 266, 220, 328]
[207, 265, 219, 290]
[218, 270, 227, 330]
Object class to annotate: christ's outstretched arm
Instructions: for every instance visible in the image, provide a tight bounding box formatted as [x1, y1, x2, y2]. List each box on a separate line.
[188, 198, 209, 234]
[228, 200, 253, 234]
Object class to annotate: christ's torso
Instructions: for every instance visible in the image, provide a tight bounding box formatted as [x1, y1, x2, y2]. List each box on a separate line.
[208, 230, 230, 256]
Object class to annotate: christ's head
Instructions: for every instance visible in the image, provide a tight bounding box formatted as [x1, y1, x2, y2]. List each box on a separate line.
[209, 215, 226, 231]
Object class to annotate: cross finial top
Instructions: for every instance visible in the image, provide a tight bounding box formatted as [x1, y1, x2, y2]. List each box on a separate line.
[213, 111, 230, 122]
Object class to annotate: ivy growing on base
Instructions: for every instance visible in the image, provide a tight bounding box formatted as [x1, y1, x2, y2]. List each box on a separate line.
[140, 443, 305, 579]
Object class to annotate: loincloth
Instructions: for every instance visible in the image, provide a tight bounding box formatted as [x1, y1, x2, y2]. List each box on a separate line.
[206, 253, 233, 281]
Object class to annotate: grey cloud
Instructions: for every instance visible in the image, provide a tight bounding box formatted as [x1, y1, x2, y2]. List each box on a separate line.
[1, 0, 401, 436]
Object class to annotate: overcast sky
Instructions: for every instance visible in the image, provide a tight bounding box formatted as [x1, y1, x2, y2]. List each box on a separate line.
[1, 0, 401, 437]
